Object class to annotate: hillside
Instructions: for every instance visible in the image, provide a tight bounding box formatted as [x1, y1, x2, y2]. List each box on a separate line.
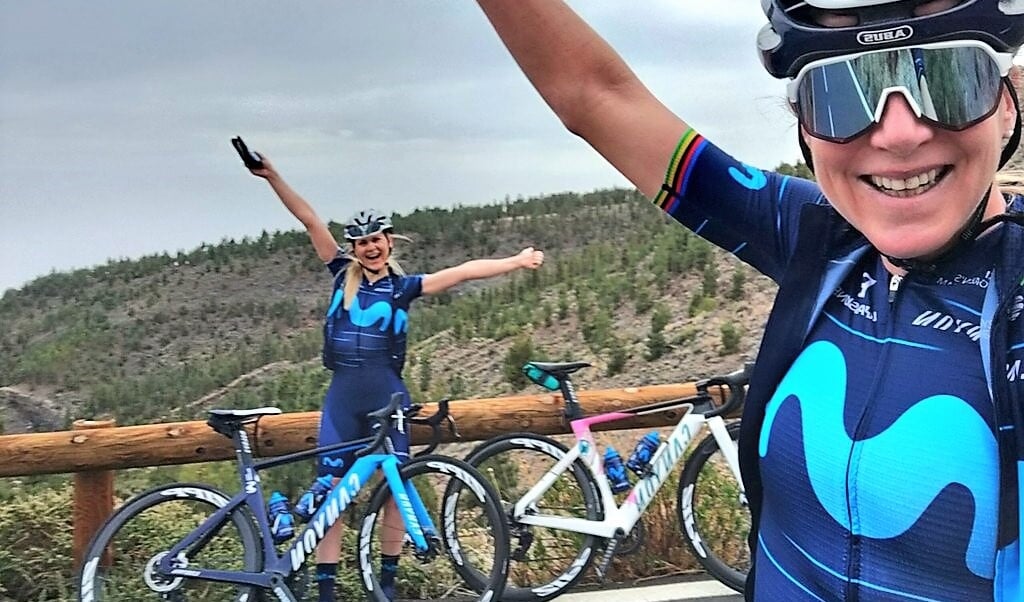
[0, 188, 772, 433]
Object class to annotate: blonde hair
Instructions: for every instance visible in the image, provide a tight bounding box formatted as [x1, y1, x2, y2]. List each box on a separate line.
[997, 168, 1024, 197]
[341, 233, 410, 310]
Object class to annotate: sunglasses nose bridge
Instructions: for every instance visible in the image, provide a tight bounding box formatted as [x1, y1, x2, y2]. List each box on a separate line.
[872, 86, 930, 125]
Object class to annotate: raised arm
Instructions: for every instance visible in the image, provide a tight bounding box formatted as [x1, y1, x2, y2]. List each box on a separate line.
[247, 155, 339, 263]
[476, 1, 687, 197]
[421, 247, 544, 296]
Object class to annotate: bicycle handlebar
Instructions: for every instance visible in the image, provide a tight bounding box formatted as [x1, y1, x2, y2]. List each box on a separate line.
[408, 398, 461, 457]
[696, 362, 753, 419]
[355, 394, 461, 459]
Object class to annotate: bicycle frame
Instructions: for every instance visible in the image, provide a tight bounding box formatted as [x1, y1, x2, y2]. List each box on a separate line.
[154, 422, 437, 598]
[512, 401, 743, 540]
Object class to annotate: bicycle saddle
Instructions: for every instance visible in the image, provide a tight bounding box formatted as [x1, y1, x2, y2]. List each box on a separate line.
[525, 361, 591, 376]
[207, 407, 282, 437]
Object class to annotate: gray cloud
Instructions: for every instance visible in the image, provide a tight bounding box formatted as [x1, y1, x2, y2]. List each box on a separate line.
[0, 1, 800, 293]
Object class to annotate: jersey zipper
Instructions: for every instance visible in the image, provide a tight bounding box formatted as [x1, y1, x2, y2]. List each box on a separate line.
[887, 273, 904, 304]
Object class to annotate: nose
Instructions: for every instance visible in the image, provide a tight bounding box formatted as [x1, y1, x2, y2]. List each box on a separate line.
[866, 92, 934, 156]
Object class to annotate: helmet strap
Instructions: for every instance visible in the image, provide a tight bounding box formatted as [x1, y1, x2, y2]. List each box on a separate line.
[798, 129, 814, 174]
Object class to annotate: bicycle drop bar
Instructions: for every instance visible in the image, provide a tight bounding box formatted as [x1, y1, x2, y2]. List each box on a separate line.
[696, 362, 753, 418]
[407, 398, 461, 456]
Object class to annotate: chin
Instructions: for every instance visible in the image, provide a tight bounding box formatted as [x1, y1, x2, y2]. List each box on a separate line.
[871, 235, 948, 262]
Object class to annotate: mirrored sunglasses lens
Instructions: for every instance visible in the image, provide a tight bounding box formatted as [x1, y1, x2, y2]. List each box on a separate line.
[919, 47, 1002, 127]
[796, 63, 875, 142]
[796, 45, 1003, 143]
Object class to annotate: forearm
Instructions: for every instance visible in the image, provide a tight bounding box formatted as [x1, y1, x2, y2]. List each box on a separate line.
[263, 174, 338, 262]
[476, 0, 683, 196]
[422, 255, 525, 296]
[476, 0, 637, 131]
[455, 256, 522, 281]
[265, 175, 322, 229]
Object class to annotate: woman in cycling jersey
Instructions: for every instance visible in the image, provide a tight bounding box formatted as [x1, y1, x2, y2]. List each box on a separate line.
[470, 0, 1024, 599]
[246, 153, 544, 602]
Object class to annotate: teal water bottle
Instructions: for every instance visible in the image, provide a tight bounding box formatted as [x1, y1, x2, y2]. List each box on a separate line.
[626, 432, 662, 476]
[295, 475, 334, 521]
[604, 447, 631, 493]
[268, 491, 295, 544]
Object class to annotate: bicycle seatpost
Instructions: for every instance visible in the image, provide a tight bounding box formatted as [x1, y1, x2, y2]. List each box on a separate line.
[560, 378, 584, 423]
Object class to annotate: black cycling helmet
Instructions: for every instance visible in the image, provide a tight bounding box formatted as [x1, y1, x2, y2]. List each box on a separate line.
[757, 0, 1024, 79]
[343, 209, 394, 241]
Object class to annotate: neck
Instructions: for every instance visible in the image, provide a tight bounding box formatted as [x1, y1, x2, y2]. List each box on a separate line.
[363, 265, 388, 283]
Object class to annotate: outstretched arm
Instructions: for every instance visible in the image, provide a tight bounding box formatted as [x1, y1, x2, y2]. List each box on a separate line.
[421, 247, 544, 296]
[247, 155, 339, 263]
[476, 1, 687, 196]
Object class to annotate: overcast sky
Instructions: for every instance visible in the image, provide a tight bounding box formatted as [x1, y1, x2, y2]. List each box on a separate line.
[0, 0, 801, 294]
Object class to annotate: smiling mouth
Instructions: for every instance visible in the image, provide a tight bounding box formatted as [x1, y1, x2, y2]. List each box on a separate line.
[865, 166, 950, 198]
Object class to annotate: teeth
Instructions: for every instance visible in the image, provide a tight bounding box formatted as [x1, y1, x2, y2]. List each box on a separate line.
[870, 169, 939, 193]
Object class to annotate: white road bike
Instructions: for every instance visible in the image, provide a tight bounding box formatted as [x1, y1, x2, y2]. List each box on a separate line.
[462, 362, 751, 601]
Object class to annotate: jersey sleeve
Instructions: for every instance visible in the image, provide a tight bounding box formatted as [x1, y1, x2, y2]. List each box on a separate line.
[326, 249, 350, 277]
[398, 274, 424, 303]
[653, 128, 826, 281]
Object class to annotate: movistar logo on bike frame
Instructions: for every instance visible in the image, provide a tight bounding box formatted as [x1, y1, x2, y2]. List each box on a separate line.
[290, 473, 362, 571]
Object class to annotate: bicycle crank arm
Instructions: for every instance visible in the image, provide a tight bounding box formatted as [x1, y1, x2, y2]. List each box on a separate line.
[593, 529, 626, 583]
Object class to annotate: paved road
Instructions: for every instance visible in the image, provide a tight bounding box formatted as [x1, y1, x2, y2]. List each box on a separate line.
[529, 577, 742, 602]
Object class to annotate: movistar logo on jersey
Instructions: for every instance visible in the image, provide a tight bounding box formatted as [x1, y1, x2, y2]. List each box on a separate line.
[347, 297, 410, 334]
[761, 340, 997, 579]
[911, 310, 981, 342]
[857, 26, 913, 45]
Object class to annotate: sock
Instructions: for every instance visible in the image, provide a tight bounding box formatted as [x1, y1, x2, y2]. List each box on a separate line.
[380, 553, 400, 588]
[315, 562, 338, 602]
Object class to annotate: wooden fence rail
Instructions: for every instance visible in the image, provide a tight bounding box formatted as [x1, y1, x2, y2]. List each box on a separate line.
[0, 381, 731, 569]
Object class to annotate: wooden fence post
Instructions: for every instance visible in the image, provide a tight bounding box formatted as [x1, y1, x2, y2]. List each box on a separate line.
[72, 419, 116, 571]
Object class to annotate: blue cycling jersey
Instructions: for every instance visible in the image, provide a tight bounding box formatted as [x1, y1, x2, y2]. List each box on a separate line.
[758, 240, 999, 600]
[316, 255, 423, 475]
[323, 255, 423, 371]
[655, 130, 1011, 600]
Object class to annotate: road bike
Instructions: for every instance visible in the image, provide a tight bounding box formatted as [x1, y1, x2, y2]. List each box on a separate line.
[77, 393, 509, 602]
[462, 361, 751, 600]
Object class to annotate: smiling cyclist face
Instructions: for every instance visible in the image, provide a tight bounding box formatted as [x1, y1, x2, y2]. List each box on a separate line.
[807, 84, 1016, 261]
[785, 0, 1020, 263]
[352, 233, 392, 275]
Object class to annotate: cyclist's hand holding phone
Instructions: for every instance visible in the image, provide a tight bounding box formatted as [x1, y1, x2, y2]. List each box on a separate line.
[231, 136, 265, 171]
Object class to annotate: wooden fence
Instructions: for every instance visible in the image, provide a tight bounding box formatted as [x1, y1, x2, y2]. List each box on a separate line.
[0, 381, 730, 568]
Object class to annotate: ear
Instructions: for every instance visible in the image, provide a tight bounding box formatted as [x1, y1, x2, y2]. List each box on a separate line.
[1003, 69, 1022, 132]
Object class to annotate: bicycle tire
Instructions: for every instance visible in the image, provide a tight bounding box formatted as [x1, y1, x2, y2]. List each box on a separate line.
[676, 421, 749, 593]
[77, 482, 262, 602]
[464, 432, 602, 602]
[357, 454, 510, 602]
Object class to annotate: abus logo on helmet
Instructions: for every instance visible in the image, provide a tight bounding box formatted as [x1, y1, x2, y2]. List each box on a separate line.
[857, 26, 913, 45]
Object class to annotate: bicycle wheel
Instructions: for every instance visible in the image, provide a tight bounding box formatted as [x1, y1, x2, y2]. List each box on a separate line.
[464, 433, 602, 602]
[676, 421, 749, 593]
[77, 483, 262, 602]
[358, 454, 509, 602]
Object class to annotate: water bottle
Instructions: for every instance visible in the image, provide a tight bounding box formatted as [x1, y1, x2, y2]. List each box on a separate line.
[295, 475, 335, 521]
[603, 447, 631, 493]
[267, 491, 295, 544]
[626, 432, 662, 476]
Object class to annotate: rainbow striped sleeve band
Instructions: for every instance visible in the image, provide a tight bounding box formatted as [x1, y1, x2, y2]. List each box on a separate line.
[653, 128, 707, 215]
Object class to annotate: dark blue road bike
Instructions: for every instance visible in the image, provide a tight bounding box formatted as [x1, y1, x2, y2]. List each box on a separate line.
[76, 394, 509, 601]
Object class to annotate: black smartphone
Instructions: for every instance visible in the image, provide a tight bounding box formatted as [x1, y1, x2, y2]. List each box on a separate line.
[231, 136, 264, 170]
